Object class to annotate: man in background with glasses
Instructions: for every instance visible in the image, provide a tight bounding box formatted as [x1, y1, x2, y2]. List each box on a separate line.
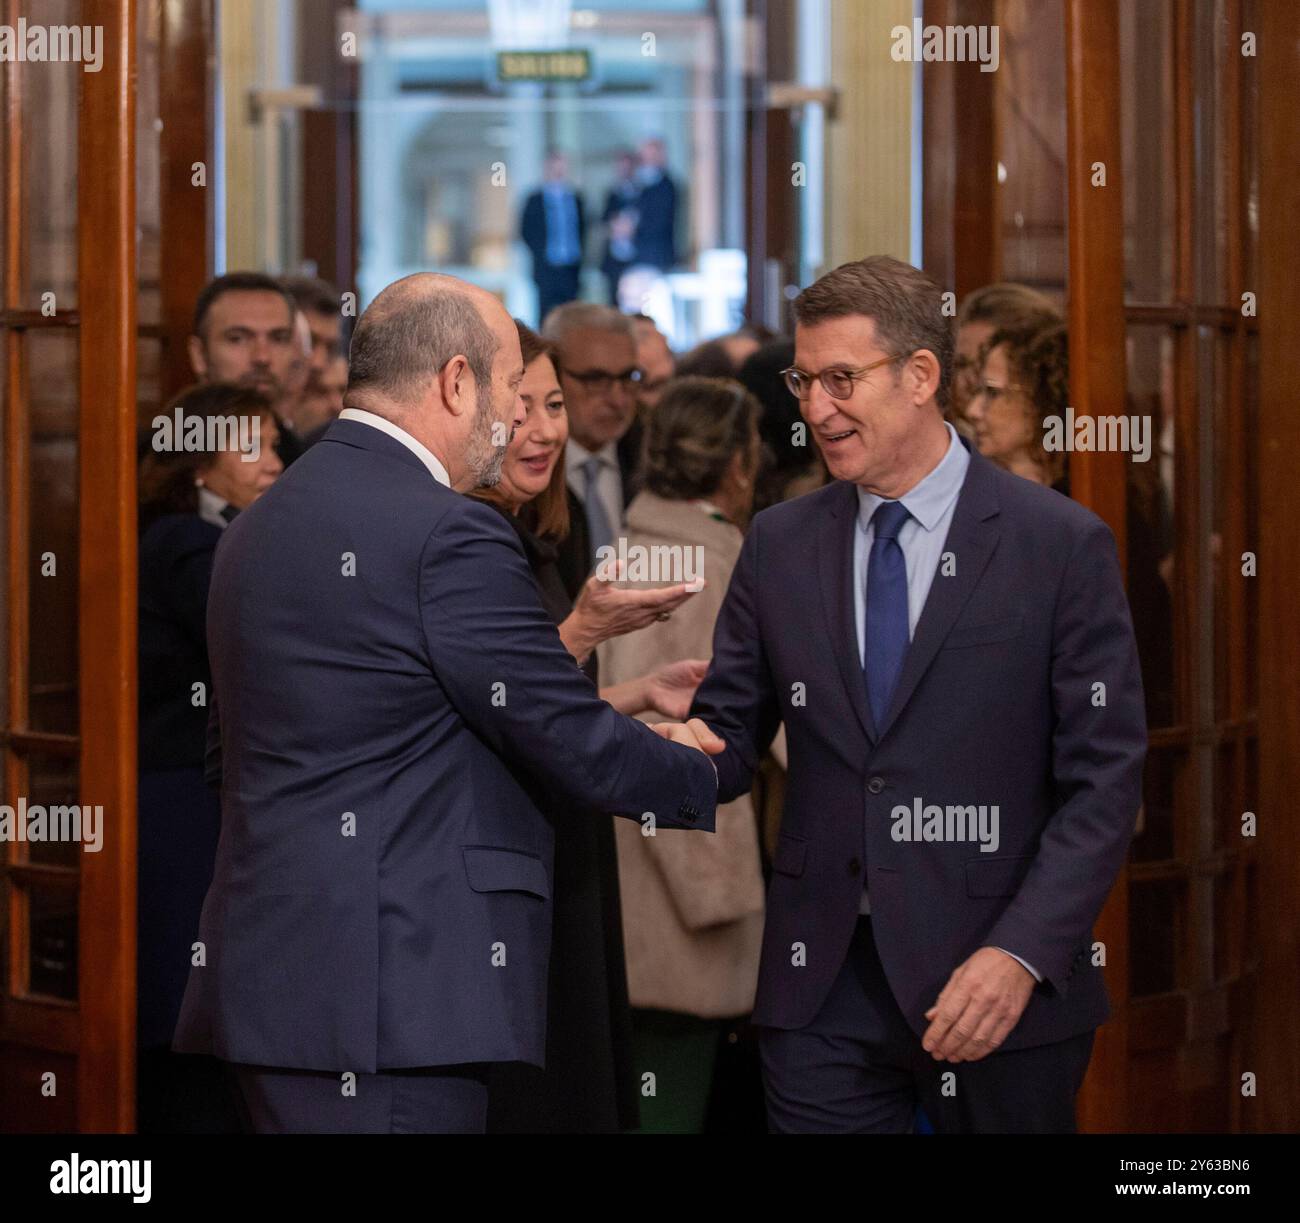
[690, 255, 1146, 1133]
[543, 303, 645, 585]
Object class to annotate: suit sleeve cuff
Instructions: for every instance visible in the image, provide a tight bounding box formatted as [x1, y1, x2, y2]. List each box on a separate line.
[994, 946, 1042, 983]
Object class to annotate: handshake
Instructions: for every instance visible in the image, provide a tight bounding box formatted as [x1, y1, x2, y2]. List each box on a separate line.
[648, 717, 726, 757]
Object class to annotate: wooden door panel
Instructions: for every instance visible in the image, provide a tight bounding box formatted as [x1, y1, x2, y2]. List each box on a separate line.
[0, 0, 139, 1134]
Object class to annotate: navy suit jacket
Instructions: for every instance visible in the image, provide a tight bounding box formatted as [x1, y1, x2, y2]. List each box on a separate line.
[633, 174, 676, 270]
[690, 446, 1146, 1052]
[521, 188, 587, 273]
[173, 419, 716, 1073]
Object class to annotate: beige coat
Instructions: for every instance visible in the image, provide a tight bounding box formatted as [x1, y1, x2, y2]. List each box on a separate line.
[599, 492, 765, 1019]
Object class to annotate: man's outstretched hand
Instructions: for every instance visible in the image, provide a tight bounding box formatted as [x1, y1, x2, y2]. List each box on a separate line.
[644, 658, 710, 720]
[648, 717, 726, 757]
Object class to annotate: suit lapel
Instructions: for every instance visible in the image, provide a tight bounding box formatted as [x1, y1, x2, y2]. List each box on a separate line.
[874, 450, 1002, 740]
[818, 481, 876, 745]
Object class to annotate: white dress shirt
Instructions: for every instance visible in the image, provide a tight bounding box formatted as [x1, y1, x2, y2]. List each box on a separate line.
[196, 486, 234, 530]
[339, 407, 451, 488]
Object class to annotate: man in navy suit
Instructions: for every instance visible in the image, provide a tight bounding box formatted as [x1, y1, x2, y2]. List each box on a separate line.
[521, 150, 587, 324]
[690, 256, 1146, 1133]
[173, 273, 721, 1133]
[631, 137, 677, 273]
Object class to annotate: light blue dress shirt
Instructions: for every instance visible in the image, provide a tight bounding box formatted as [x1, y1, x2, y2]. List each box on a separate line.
[853, 423, 969, 662]
[543, 182, 581, 267]
[851, 425, 1040, 982]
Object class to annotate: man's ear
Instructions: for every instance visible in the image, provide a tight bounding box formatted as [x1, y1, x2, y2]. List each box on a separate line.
[188, 334, 207, 380]
[438, 354, 472, 418]
[907, 348, 942, 407]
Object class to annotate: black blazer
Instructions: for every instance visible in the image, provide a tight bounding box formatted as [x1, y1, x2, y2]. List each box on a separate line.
[633, 174, 677, 270]
[138, 512, 223, 770]
[485, 505, 638, 1133]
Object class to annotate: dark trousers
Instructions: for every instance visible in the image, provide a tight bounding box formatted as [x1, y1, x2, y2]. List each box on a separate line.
[535, 265, 581, 325]
[137, 1049, 242, 1134]
[758, 917, 1094, 1134]
[604, 262, 632, 306]
[231, 1062, 490, 1134]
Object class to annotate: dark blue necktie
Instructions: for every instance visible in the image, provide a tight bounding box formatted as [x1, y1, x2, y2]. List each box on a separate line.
[864, 500, 912, 728]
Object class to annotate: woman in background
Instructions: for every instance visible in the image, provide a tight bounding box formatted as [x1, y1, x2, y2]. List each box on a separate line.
[951, 282, 1061, 426]
[967, 318, 1173, 725]
[136, 382, 282, 1132]
[599, 376, 768, 1133]
[963, 320, 1068, 489]
[473, 322, 709, 1133]
[737, 337, 827, 515]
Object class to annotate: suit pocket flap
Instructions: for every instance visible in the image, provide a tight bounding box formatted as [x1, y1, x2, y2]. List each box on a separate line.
[462, 847, 550, 899]
[965, 854, 1034, 898]
[943, 614, 1024, 650]
[772, 834, 807, 878]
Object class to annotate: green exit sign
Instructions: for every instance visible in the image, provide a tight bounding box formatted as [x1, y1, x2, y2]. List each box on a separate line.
[497, 49, 592, 83]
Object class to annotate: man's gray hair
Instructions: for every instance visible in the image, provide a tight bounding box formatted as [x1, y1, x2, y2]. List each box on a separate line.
[541, 301, 635, 347]
[347, 282, 498, 403]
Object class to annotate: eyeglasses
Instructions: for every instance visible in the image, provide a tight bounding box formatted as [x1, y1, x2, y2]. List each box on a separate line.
[780, 352, 909, 401]
[566, 367, 643, 394]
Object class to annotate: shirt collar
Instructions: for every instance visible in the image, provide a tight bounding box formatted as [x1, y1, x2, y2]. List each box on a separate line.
[566, 438, 618, 474]
[339, 407, 451, 488]
[196, 485, 232, 530]
[856, 422, 969, 535]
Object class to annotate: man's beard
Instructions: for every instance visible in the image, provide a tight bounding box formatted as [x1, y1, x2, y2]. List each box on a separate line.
[241, 369, 282, 399]
[467, 395, 508, 488]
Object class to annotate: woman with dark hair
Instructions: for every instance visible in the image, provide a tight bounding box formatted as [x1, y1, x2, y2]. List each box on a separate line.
[674, 337, 738, 379]
[964, 320, 1069, 489]
[952, 282, 1062, 423]
[737, 337, 828, 514]
[136, 383, 281, 1132]
[600, 376, 768, 1132]
[473, 322, 708, 1133]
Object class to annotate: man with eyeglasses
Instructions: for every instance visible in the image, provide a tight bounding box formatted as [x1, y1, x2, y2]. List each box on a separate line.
[542, 303, 645, 585]
[689, 255, 1146, 1134]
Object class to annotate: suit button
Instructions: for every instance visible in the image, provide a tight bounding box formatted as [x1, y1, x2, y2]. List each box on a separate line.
[848, 857, 861, 876]
[867, 776, 885, 795]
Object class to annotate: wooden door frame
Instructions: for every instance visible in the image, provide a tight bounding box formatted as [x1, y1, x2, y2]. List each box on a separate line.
[921, 0, 998, 295]
[160, 0, 216, 400]
[1253, 0, 1300, 1134]
[924, 0, 1132, 1129]
[1062, 0, 1130, 1132]
[297, 0, 357, 295]
[77, 0, 137, 1134]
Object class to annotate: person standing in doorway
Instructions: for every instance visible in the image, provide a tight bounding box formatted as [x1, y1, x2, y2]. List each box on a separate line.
[522, 150, 587, 324]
